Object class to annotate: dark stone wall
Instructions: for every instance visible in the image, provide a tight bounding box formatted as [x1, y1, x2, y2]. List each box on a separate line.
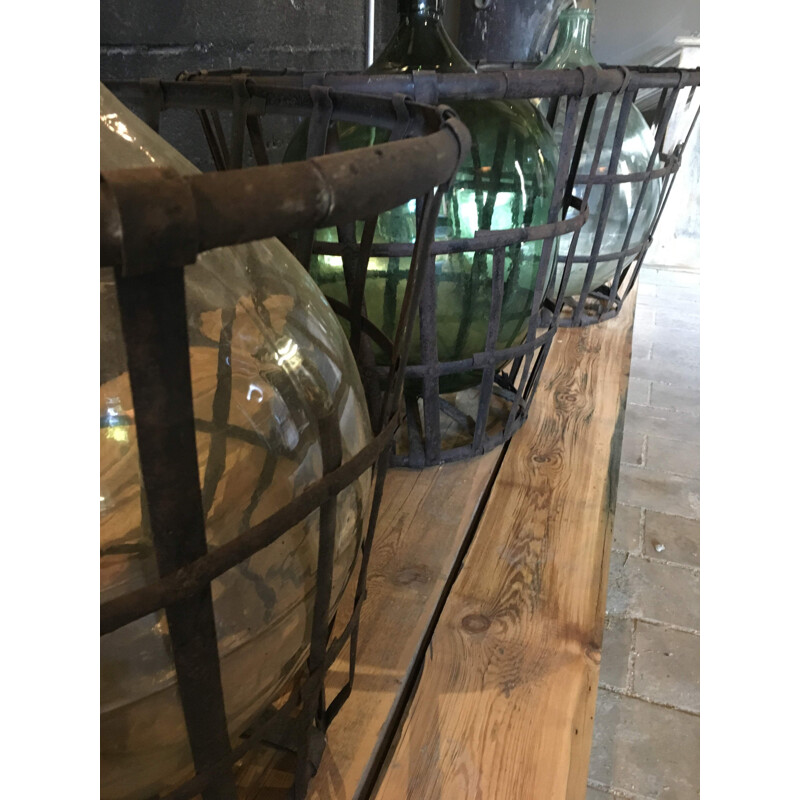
[100, 1, 401, 80]
[100, 0, 402, 168]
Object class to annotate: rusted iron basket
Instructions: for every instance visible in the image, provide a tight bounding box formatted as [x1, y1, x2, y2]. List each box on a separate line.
[100, 83, 469, 799]
[134, 70, 597, 467]
[474, 64, 701, 328]
[204, 65, 699, 330]
[150, 66, 698, 466]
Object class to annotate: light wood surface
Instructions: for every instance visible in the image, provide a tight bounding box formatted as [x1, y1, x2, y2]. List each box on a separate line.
[236, 447, 504, 799]
[371, 292, 636, 800]
[236, 288, 636, 799]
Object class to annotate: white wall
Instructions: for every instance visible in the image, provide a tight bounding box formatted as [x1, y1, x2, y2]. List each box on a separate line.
[592, 0, 699, 64]
[649, 44, 701, 269]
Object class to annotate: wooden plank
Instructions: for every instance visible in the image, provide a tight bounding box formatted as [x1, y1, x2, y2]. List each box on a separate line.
[372, 291, 637, 800]
[235, 446, 504, 799]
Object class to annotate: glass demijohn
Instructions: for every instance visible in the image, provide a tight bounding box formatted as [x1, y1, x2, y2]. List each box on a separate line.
[100, 85, 373, 799]
[285, 0, 558, 393]
[536, 8, 661, 296]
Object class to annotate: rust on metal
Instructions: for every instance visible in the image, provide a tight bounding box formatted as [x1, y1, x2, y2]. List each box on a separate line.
[100, 81, 465, 800]
[101, 122, 469, 271]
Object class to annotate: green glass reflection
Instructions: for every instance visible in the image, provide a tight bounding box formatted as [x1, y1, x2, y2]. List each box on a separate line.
[285, 0, 558, 393]
[536, 8, 661, 296]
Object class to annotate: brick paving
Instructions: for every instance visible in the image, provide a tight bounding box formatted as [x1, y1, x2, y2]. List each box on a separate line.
[588, 265, 700, 800]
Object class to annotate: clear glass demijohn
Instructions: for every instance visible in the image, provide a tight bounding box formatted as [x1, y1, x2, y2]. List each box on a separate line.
[536, 7, 661, 296]
[284, 0, 559, 393]
[100, 84, 373, 800]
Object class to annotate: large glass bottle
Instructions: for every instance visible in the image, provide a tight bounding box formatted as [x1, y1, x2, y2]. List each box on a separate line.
[100, 84, 372, 800]
[285, 0, 558, 393]
[536, 8, 661, 296]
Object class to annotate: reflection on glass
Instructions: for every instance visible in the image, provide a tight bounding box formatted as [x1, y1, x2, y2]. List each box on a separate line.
[100, 85, 372, 800]
[536, 8, 661, 296]
[284, 0, 558, 393]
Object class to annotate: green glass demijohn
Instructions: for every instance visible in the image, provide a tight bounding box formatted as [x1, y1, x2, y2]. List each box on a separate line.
[285, 0, 558, 393]
[100, 85, 372, 800]
[536, 8, 661, 296]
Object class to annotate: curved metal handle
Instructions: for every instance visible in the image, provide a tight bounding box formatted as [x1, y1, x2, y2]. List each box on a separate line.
[101, 117, 471, 274]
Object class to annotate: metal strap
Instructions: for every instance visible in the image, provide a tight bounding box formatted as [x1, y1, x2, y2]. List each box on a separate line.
[441, 112, 470, 188]
[498, 69, 511, 99]
[113, 262, 236, 799]
[617, 65, 632, 94]
[229, 73, 250, 168]
[100, 410, 401, 635]
[388, 93, 412, 141]
[578, 64, 599, 100]
[101, 167, 198, 276]
[139, 78, 164, 132]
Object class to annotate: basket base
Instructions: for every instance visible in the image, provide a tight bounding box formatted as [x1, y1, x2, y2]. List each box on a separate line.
[389, 363, 534, 468]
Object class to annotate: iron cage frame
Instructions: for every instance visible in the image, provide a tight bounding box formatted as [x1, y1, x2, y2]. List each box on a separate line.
[214, 65, 700, 330]
[130, 69, 598, 467]
[100, 83, 469, 800]
[106, 67, 699, 466]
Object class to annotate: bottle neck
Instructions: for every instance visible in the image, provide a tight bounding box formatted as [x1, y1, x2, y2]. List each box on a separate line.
[398, 0, 444, 21]
[370, 0, 474, 74]
[539, 10, 599, 69]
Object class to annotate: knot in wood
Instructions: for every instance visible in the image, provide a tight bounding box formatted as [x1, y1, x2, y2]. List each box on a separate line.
[461, 613, 491, 634]
[393, 564, 431, 586]
[584, 644, 602, 664]
[555, 391, 578, 407]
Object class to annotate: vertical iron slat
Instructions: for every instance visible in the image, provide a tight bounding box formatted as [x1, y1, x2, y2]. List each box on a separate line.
[420, 250, 441, 464]
[140, 78, 163, 133]
[453, 119, 510, 357]
[197, 110, 230, 172]
[606, 84, 683, 309]
[383, 256, 401, 341]
[503, 131, 529, 307]
[387, 189, 443, 428]
[573, 88, 634, 319]
[112, 265, 237, 800]
[210, 111, 232, 169]
[201, 306, 236, 514]
[471, 245, 507, 453]
[246, 114, 271, 165]
[294, 86, 336, 270]
[229, 76, 249, 169]
[652, 87, 670, 154]
[292, 410, 342, 797]
[506, 91, 580, 431]
[609, 85, 678, 304]
[333, 445, 390, 725]
[521, 335, 553, 410]
[554, 83, 618, 324]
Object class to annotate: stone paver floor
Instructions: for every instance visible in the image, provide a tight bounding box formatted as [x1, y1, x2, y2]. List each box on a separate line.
[588, 264, 700, 800]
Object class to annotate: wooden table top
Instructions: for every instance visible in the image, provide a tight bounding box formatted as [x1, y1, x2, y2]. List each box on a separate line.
[235, 287, 636, 800]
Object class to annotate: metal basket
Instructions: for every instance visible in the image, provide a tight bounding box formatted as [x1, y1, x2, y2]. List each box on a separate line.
[495, 64, 701, 328]
[174, 67, 699, 331]
[148, 69, 603, 467]
[231, 65, 700, 330]
[100, 83, 469, 800]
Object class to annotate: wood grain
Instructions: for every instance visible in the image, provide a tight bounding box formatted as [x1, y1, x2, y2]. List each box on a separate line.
[235, 447, 504, 799]
[372, 292, 637, 800]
